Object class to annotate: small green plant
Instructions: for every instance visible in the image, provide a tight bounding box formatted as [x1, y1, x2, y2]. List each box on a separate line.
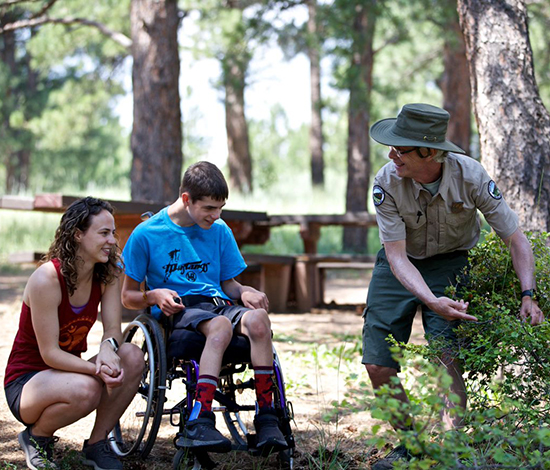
[1, 462, 17, 470]
[305, 428, 353, 470]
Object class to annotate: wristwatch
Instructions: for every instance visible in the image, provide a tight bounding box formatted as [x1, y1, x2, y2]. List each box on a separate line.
[521, 289, 537, 301]
[102, 337, 119, 352]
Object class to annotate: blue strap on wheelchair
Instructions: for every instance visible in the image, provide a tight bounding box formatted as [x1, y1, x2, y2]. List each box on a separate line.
[189, 401, 202, 421]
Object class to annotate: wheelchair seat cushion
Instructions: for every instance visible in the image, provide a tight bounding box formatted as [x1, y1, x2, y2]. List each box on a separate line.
[167, 328, 251, 364]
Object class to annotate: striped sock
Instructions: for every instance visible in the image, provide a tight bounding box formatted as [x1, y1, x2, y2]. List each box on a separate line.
[254, 366, 274, 411]
[196, 374, 217, 416]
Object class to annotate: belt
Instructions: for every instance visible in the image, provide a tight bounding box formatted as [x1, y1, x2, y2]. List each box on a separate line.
[179, 295, 233, 307]
[425, 250, 469, 261]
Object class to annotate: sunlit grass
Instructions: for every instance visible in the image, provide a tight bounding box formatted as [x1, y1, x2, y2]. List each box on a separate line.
[227, 169, 347, 214]
[0, 211, 60, 264]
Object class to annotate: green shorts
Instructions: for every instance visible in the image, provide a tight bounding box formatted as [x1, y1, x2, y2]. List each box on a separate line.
[362, 247, 469, 370]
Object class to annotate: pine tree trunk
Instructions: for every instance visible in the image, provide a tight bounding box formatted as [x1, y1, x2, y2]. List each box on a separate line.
[223, 5, 252, 195]
[457, 0, 550, 231]
[225, 58, 252, 194]
[440, 12, 471, 153]
[343, 5, 375, 253]
[130, 0, 183, 203]
[308, 0, 324, 187]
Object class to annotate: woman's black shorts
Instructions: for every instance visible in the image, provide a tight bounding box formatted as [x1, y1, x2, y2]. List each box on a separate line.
[5, 371, 40, 425]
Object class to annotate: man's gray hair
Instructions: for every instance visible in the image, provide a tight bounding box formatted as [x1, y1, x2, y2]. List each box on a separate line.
[432, 150, 448, 163]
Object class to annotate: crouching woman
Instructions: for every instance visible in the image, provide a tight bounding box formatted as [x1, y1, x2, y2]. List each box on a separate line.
[4, 197, 144, 470]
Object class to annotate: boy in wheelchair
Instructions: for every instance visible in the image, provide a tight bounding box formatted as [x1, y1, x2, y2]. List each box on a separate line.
[121, 161, 288, 455]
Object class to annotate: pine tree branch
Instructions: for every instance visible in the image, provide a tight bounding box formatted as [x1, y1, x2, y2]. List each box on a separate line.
[0, 0, 43, 7]
[0, 14, 132, 49]
[30, 0, 58, 19]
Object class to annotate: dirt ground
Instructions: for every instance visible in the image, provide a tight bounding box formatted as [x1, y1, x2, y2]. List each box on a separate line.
[0, 268, 425, 469]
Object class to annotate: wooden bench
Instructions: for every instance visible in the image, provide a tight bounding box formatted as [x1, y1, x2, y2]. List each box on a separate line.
[293, 254, 376, 312]
[238, 254, 296, 313]
[8, 251, 44, 264]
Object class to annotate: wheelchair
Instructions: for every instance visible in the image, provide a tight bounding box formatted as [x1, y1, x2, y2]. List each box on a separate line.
[108, 312, 296, 469]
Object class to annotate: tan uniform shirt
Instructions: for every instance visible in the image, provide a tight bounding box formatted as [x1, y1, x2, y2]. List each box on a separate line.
[373, 152, 518, 259]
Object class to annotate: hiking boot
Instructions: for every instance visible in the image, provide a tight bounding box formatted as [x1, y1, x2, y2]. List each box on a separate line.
[254, 409, 288, 455]
[81, 438, 123, 470]
[18, 427, 59, 470]
[176, 411, 232, 453]
[372, 445, 414, 470]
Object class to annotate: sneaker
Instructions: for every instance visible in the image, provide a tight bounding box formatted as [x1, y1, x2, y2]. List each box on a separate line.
[254, 409, 288, 455]
[18, 427, 59, 470]
[176, 411, 232, 453]
[372, 445, 413, 470]
[81, 438, 123, 470]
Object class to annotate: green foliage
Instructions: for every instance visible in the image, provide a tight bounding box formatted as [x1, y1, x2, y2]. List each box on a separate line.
[364, 232, 550, 469]
[0, 0, 130, 195]
[182, 0, 273, 89]
[528, 1, 550, 109]
[25, 0, 130, 69]
[448, 232, 550, 421]
[249, 104, 309, 191]
[28, 77, 130, 191]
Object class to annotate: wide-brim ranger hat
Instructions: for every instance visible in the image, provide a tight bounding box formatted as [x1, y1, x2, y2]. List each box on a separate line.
[370, 103, 466, 154]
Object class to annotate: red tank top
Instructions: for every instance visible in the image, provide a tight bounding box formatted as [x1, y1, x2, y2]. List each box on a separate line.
[4, 259, 102, 386]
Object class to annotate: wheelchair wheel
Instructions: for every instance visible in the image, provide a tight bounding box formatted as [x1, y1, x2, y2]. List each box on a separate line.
[109, 314, 167, 458]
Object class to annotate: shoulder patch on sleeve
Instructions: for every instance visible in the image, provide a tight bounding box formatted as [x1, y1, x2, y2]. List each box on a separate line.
[488, 180, 502, 200]
[373, 185, 386, 206]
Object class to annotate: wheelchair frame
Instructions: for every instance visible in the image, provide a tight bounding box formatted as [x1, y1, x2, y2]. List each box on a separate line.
[108, 313, 295, 470]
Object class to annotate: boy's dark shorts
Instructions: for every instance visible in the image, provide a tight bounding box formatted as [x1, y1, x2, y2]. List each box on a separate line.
[362, 248, 469, 370]
[172, 297, 250, 332]
[4, 371, 40, 425]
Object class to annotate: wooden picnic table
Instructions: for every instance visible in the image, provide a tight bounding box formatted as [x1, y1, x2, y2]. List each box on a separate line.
[262, 212, 378, 254]
[0, 193, 270, 248]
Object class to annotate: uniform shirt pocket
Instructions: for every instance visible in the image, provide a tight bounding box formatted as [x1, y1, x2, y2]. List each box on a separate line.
[402, 212, 427, 249]
[444, 210, 478, 251]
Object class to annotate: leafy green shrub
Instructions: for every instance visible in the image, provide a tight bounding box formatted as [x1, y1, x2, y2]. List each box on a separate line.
[366, 232, 550, 469]
[450, 232, 550, 422]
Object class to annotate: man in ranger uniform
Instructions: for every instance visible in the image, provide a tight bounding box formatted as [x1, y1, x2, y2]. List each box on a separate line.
[363, 103, 544, 469]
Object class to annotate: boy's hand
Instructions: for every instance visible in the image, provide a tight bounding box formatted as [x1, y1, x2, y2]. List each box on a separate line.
[150, 289, 185, 316]
[241, 290, 269, 311]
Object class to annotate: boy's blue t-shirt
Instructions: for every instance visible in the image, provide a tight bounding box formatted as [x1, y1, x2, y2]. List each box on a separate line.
[122, 207, 247, 318]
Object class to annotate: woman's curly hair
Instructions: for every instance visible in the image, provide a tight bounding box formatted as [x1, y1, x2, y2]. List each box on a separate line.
[42, 197, 123, 295]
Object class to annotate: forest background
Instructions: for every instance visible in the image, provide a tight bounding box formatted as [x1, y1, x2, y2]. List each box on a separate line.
[2, 2, 550, 469]
[1, 0, 550, 258]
